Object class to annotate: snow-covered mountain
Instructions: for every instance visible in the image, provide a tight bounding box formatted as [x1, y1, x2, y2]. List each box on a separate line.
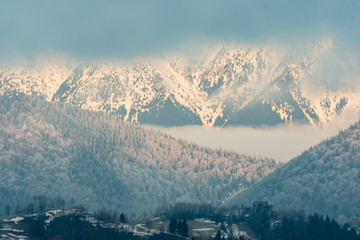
[224, 120, 360, 218]
[1, 39, 359, 127]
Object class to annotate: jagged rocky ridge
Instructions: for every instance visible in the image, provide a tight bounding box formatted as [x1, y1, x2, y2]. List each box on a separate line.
[1, 39, 359, 127]
[224, 120, 360, 218]
[0, 92, 278, 216]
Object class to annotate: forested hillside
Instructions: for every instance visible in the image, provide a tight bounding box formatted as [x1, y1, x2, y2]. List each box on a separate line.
[0, 92, 277, 216]
[225, 121, 360, 218]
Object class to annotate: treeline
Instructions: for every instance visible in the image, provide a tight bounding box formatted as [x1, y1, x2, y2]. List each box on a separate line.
[273, 214, 359, 240]
[2, 200, 360, 240]
[23, 212, 184, 240]
[95, 207, 128, 224]
[155, 202, 360, 240]
[238, 202, 359, 240]
[168, 218, 189, 237]
[4, 195, 86, 216]
[15, 195, 56, 215]
[6, 195, 133, 226]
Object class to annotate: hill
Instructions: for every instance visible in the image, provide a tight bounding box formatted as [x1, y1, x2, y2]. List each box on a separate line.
[224, 121, 360, 218]
[0, 92, 277, 216]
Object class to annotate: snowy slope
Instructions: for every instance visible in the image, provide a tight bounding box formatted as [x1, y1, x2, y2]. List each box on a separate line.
[224, 120, 360, 218]
[0, 93, 278, 215]
[1, 39, 359, 127]
[0, 59, 74, 101]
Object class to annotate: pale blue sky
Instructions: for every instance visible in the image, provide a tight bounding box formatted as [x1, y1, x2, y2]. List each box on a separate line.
[0, 0, 359, 59]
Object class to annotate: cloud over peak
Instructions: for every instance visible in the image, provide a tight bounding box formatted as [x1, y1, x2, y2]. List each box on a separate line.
[0, 0, 359, 59]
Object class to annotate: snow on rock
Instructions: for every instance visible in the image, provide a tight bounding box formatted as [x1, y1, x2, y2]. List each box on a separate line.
[0, 39, 359, 128]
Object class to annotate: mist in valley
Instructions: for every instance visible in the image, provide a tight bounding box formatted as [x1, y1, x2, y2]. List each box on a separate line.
[146, 117, 357, 163]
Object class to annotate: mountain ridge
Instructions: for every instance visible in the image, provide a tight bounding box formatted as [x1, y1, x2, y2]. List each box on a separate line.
[1, 39, 359, 127]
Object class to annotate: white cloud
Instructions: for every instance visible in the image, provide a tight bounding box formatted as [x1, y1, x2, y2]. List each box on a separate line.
[146, 118, 357, 163]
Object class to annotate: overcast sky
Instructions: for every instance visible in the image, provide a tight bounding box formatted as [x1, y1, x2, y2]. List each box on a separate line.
[0, 0, 359, 59]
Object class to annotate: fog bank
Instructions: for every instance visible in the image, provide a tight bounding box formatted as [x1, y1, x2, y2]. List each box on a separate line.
[145, 121, 355, 163]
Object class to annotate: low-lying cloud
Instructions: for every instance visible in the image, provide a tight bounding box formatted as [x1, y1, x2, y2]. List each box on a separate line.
[146, 118, 357, 163]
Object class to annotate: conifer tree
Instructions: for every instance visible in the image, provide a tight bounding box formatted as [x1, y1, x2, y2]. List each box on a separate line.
[168, 218, 177, 234]
[214, 230, 222, 240]
[179, 220, 188, 237]
[119, 212, 127, 223]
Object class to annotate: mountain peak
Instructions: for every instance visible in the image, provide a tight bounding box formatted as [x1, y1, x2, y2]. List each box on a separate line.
[1, 40, 359, 127]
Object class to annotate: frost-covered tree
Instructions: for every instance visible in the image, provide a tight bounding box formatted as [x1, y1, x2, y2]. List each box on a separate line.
[0, 92, 278, 216]
[226, 120, 360, 218]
